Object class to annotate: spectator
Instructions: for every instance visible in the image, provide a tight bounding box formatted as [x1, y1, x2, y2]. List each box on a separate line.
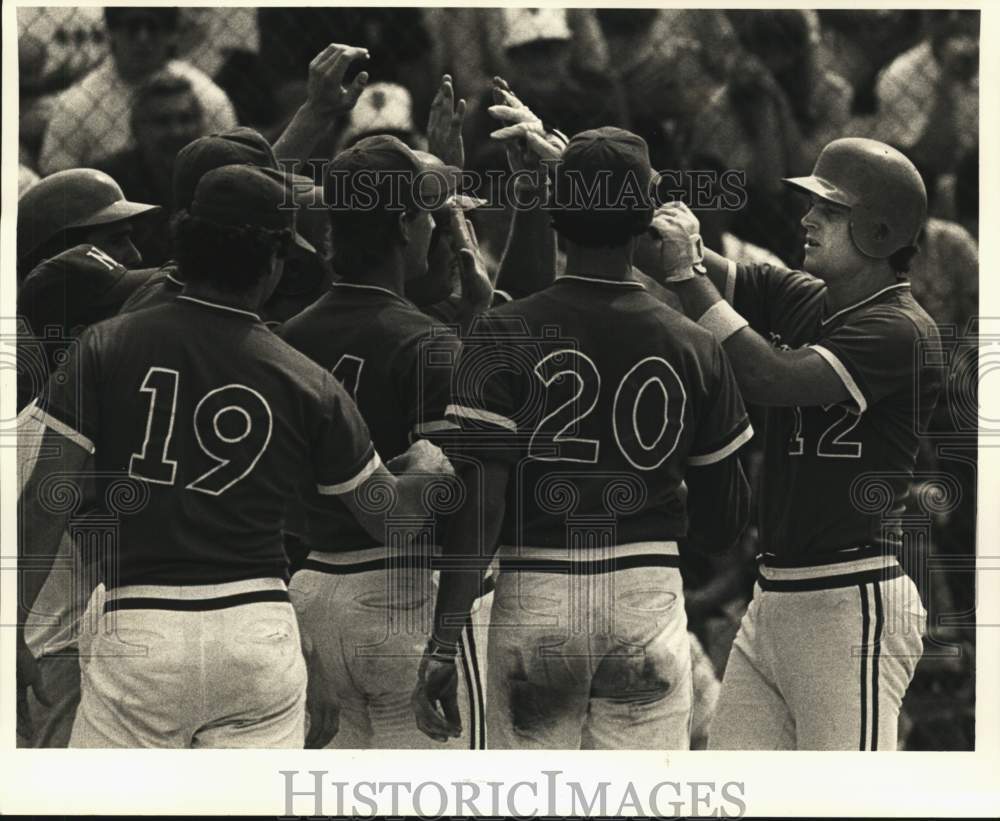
[815, 10, 923, 117]
[467, 9, 626, 150]
[727, 10, 853, 165]
[38, 7, 236, 174]
[258, 8, 437, 117]
[954, 146, 979, 240]
[906, 162, 978, 335]
[872, 11, 979, 180]
[19, 32, 51, 173]
[424, 8, 609, 119]
[16, 7, 108, 94]
[693, 11, 849, 261]
[596, 10, 737, 169]
[337, 83, 422, 151]
[96, 71, 208, 267]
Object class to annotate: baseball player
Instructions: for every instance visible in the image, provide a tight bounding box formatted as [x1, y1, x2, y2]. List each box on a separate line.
[17, 164, 451, 748]
[119, 41, 370, 317]
[279, 134, 490, 749]
[413, 128, 753, 749]
[647, 138, 942, 750]
[17, 168, 158, 283]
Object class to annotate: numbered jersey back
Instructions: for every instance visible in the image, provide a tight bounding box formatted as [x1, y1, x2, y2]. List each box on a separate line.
[449, 277, 751, 548]
[37, 295, 375, 586]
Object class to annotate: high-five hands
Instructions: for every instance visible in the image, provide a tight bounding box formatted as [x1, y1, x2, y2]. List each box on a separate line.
[633, 202, 707, 283]
[428, 74, 467, 169]
[305, 43, 370, 117]
[445, 202, 493, 318]
[487, 77, 565, 173]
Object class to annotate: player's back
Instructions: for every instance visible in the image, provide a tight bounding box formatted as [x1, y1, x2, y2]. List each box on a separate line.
[47, 295, 374, 586]
[454, 275, 751, 548]
[279, 282, 460, 553]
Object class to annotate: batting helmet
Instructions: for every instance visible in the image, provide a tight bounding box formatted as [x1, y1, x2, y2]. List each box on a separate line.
[783, 138, 927, 259]
[17, 168, 159, 270]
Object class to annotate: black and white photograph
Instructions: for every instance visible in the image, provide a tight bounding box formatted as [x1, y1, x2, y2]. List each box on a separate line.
[2, 2, 997, 817]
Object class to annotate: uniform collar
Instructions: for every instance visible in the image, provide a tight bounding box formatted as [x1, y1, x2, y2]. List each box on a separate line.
[820, 282, 910, 326]
[330, 281, 415, 307]
[556, 274, 646, 290]
[176, 294, 262, 321]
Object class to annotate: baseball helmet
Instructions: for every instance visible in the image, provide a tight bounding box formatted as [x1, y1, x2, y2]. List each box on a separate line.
[17, 168, 159, 267]
[783, 138, 927, 259]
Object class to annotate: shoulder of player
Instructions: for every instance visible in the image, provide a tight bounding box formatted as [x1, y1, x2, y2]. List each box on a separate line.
[838, 294, 939, 344]
[267, 330, 349, 396]
[740, 261, 825, 291]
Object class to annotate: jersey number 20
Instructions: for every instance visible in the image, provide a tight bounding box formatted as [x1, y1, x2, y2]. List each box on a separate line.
[528, 350, 685, 469]
[128, 367, 273, 495]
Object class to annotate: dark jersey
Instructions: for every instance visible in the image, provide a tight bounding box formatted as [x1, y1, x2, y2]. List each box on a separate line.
[447, 275, 752, 548]
[36, 295, 378, 587]
[118, 263, 184, 314]
[278, 282, 461, 553]
[728, 262, 943, 559]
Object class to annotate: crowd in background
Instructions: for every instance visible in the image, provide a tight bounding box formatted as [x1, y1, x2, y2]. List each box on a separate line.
[16, 6, 979, 750]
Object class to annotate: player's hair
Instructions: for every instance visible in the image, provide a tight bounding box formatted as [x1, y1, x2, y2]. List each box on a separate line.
[328, 209, 407, 274]
[548, 206, 653, 249]
[887, 245, 919, 275]
[172, 212, 292, 293]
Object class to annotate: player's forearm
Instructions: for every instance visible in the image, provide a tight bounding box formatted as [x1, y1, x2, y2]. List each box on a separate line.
[272, 103, 335, 167]
[670, 270, 727, 319]
[495, 184, 556, 298]
[432, 464, 507, 646]
[702, 249, 734, 297]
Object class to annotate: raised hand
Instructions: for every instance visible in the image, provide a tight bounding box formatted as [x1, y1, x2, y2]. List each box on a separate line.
[487, 76, 564, 174]
[447, 204, 493, 317]
[427, 75, 467, 169]
[305, 43, 371, 117]
[634, 208, 706, 283]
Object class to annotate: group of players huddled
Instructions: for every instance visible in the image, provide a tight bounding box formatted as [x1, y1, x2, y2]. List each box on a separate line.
[17, 34, 942, 753]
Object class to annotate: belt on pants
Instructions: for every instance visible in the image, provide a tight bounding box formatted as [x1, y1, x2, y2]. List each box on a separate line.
[756, 546, 904, 592]
[496, 541, 680, 575]
[104, 577, 289, 613]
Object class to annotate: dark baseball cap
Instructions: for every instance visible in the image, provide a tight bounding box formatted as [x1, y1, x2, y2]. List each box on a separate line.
[325, 134, 461, 213]
[173, 127, 321, 213]
[548, 127, 655, 246]
[18, 244, 155, 337]
[190, 165, 315, 253]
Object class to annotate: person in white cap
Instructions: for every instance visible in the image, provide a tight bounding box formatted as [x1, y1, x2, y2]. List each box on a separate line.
[338, 82, 422, 151]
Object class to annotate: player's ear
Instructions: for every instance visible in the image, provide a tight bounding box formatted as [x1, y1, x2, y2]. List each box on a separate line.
[397, 211, 411, 245]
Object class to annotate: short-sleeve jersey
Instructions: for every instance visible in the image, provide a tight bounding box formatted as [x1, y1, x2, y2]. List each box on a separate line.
[278, 283, 461, 553]
[727, 262, 944, 559]
[35, 295, 378, 587]
[118, 263, 184, 314]
[447, 275, 753, 548]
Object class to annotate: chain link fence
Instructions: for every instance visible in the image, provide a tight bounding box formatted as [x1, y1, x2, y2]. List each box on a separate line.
[16, 6, 979, 751]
